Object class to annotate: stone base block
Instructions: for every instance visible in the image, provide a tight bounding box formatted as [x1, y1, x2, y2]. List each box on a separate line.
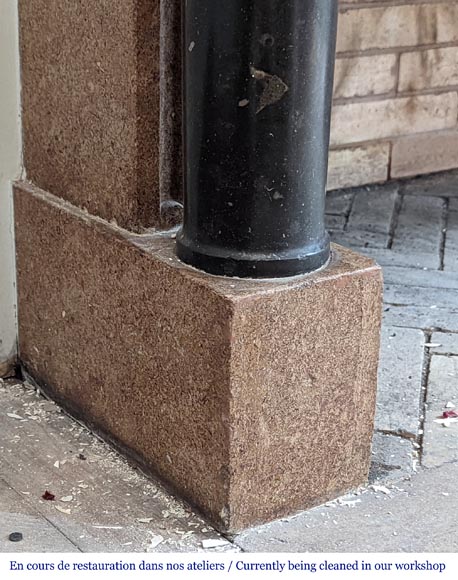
[14, 182, 383, 531]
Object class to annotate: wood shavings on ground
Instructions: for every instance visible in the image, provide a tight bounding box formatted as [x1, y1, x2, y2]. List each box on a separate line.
[434, 417, 458, 427]
[147, 534, 164, 550]
[370, 485, 391, 495]
[92, 525, 123, 530]
[201, 538, 231, 549]
[6, 413, 24, 420]
[337, 499, 362, 508]
[55, 505, 72, 515]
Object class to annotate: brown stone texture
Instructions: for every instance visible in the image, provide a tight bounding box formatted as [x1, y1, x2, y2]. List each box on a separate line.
[228, 269, 382, 528]
[159, 0, 183, 210]
[15, 182, 232, 525]
[15, 182, 382, 531]
[18, 0, 182, 231]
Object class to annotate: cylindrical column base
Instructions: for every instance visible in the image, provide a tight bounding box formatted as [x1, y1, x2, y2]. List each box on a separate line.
[177, 0, 337, 278]
[176, 236, 330, 278]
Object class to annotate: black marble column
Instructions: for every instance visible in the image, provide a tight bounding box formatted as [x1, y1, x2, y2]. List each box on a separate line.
[176, 0, 338, 278]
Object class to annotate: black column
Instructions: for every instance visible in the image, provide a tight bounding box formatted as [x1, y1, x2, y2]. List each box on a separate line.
[176, 0, 338, 278]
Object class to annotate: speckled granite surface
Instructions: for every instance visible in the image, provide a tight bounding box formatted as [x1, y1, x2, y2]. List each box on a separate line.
[19, 0, 182, 230]
[14, 181, 382, 531]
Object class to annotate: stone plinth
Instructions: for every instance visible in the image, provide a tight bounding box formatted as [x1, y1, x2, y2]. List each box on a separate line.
[18, 0, 182, 230]
[14, 182, 382, 531]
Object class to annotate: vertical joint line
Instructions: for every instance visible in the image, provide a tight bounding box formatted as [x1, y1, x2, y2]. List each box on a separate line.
[417, 330, 433, 467]
[439, 198, 449, 272]
[343, 191, 357, 232]
[387, 188, 403, 250]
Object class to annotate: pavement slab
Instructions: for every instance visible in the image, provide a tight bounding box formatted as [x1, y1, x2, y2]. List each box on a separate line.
[0, 380, 238, 553]
[429, 332, 458, 355]
[384, 284, 458, 310]
[233, 463, 458, 552]
[383, 306, 458, 333]
[325, 191, 354, 216]
[422, 356, 458, 469]
[449, 198, 458, 211]
[330, 230, 389, 250]
[347, 187, 398, 235]
[401, 169, 458, 197]
[375, 326, 424, 438]
[0, 511, 80, 553]
[369, 433, 416, 483]
[325, 214, 346, 231]
[389, 196, 444, 269]
[444, 209, 458, 272]
[382, 267, 458, 290]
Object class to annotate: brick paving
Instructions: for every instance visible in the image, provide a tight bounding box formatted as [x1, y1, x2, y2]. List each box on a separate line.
[327, 170, 458, 485]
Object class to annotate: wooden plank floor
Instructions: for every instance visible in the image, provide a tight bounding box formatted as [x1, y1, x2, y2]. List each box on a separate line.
[0, 379, 238, 553]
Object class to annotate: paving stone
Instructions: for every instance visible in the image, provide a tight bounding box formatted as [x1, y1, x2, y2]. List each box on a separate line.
[234, 463, 458, 552]
[390, 196, 444, 269]
[327, 189, 444, 268]
[401, 169, 458, 197]
[0, 512, 80, 552]
[0, 382, 231, 553]
[429, 332, 458, 355]
[344, 247, 440, 269]
[383, 266, 458, 290]
[0, 479, 82, 551]
[383, 306, 458, 332]
[347, 186, 398, 235]
[422, 356, 458, 469]
[444, 209, 458, 272]
[369, 433, 416, 484]
[449, 198, 458, 211]
[0, 511, 78, 553]
[325, 191, 354, 216]
[375, 326, 424, 438]
[384, 284, 458, 311]
[325, 214, 346, 231]
[330, 230, 388, 249]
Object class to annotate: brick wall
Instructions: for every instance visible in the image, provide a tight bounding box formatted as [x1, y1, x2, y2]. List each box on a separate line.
[328, 0, 458, 190]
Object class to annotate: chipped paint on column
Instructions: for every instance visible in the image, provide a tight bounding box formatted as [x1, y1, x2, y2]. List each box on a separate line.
[0, 0, 22, 374]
